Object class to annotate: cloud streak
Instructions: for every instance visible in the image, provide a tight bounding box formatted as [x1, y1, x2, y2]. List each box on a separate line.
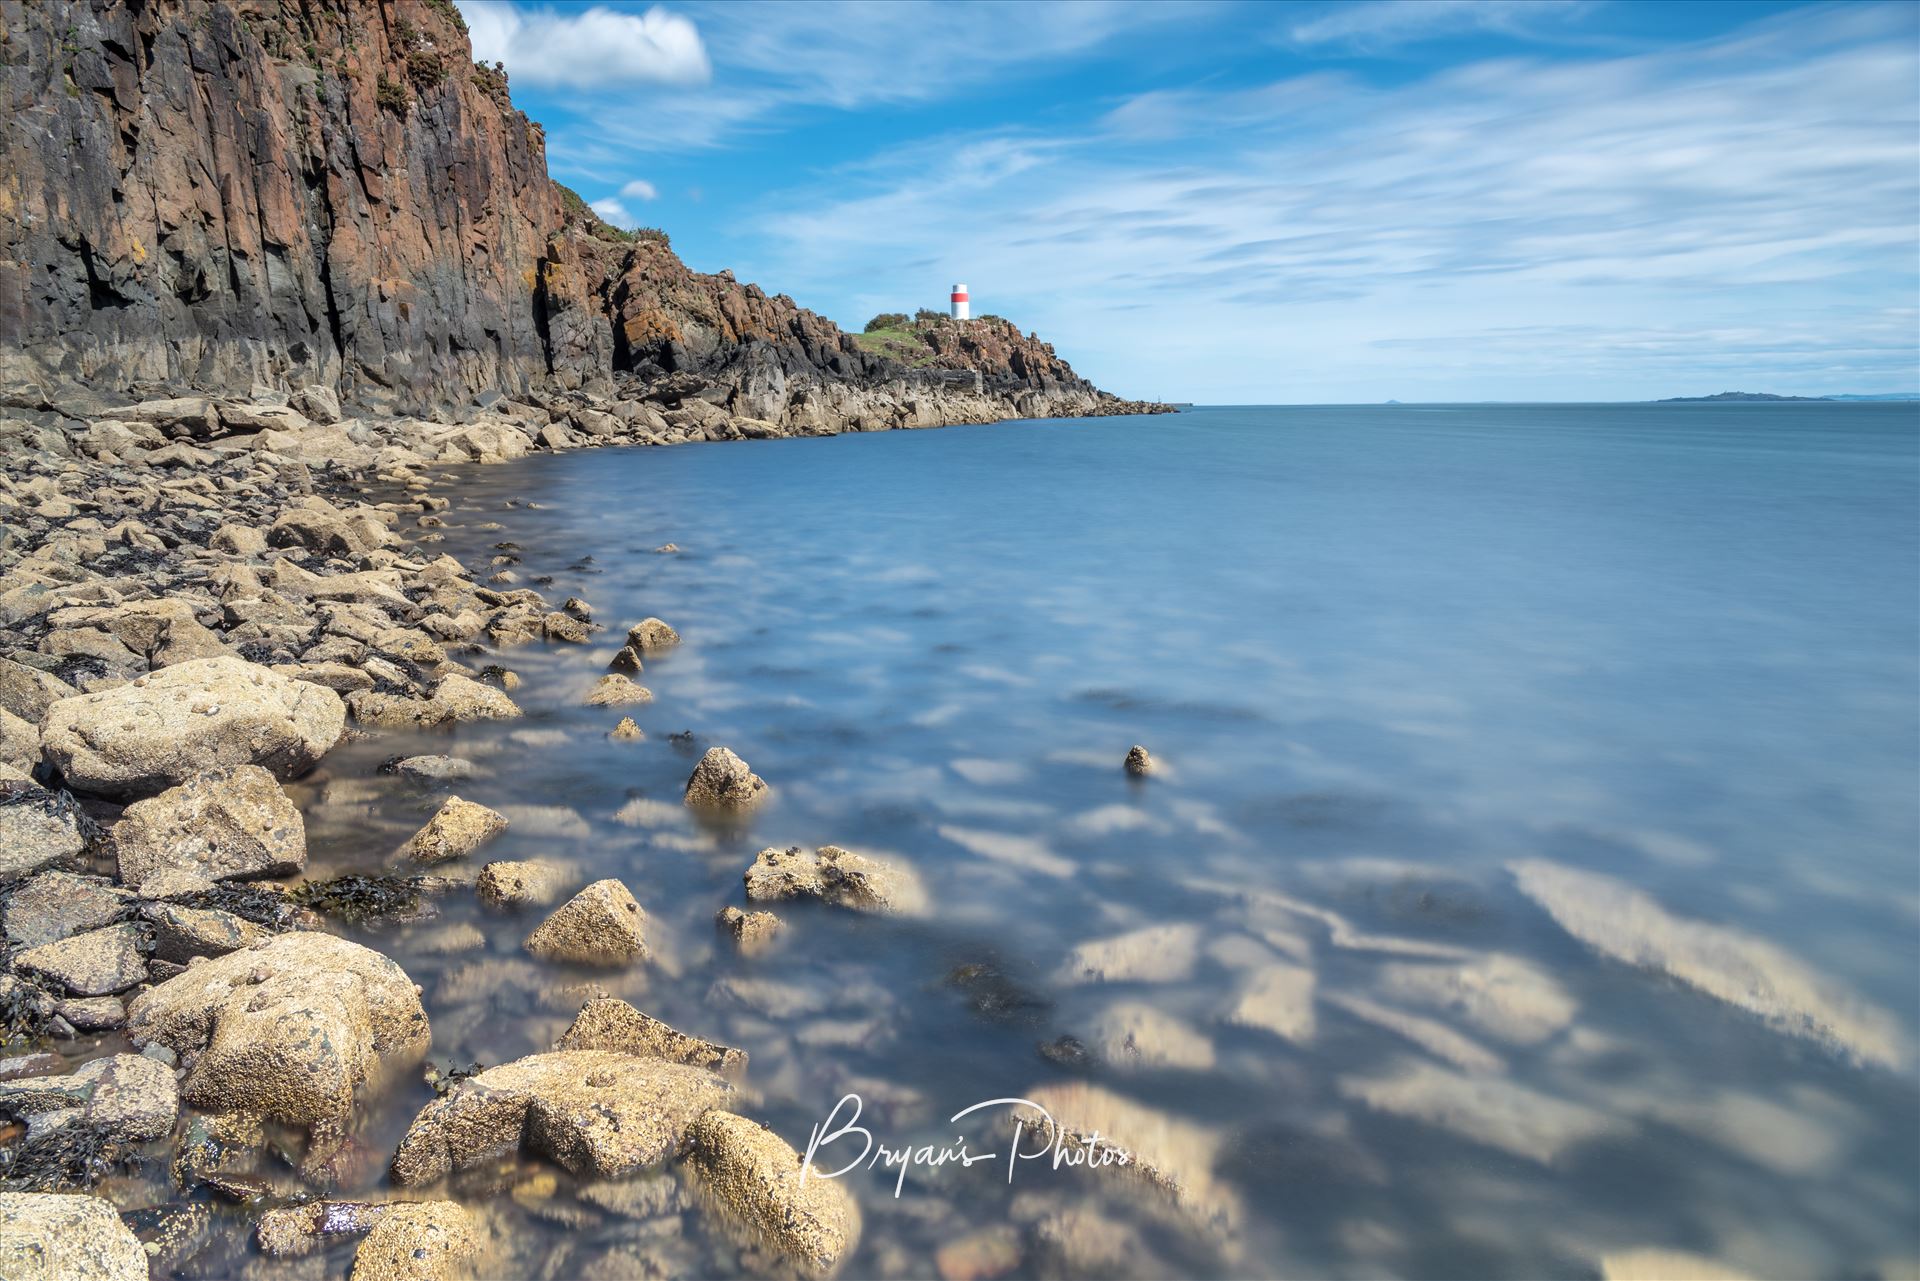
[741, 4, 1919, 400]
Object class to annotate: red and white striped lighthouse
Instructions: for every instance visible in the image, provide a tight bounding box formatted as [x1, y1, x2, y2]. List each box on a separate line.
[949, 283, 969, 321]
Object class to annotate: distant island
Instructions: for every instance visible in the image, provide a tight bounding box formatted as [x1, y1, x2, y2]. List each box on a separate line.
[1659, 391, 1920, 403]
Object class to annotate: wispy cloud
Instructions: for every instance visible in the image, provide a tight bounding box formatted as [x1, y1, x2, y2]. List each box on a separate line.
[1284, 0, 1596, 52]
[741, 3, 1919, 400]
[460, 3, 710, 88]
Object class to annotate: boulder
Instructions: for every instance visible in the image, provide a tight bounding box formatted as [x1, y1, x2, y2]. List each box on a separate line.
[293, 385, 343, 425]
[0, 1053, 177, 1143]
[2, 871, 129, 949]
[0, 782, 89, 880]
[389, 1050, 733, 1184]
[524, 879, 650, 966]
[126, 933, 430, 1127]
[715, 906, 783, 956]
[607, 643, 644, 675]
[40, 656, 345, 798]
[351, 1201, 480, 1281]
[557, 997, 747, 1077]
[210, 523, 269, 556]
[684, 746, 768, 812]
[743, 845, 925, 915]
[0, 706, 37, 773]
[683, 1111, 861, 1277]
[12, 924, 148, 996]
[111, 764, 306, 890]
[584, 674, 652, 706]
[395, 797, 509, 865]
[1123, 745, 1155, 777]
[625, 618, 681, 652]
[541, 612, 594, 643]
[348, 675, 521, 729]
[477, 859, 573, 908]
[143, 902, 273, 963]
[0, 658, 73, 723]
[0, 1193, 149, 1281]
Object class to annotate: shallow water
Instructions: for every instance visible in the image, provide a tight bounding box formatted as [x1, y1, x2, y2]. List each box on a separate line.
[305, 403, 1918, 1277]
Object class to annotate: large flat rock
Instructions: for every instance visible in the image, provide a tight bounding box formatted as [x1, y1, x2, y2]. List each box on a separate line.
[40, 656, 345, 798]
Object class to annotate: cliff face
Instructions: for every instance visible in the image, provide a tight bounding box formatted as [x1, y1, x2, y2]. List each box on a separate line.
[1, 0, 577, 408]
[0, 0, 1156, 425]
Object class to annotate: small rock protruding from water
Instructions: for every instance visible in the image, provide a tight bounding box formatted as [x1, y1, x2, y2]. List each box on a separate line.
[626, 617, 681, 653]
[478, 665, 521, 692]
[585, 674, 653, 707]
[684, 747, 768, 812]
[715, 906, 782, 956]
[524, 879, 650, 966]
[395, 797, 509, 866]
[1124, 745, 1155, 777]
[682, 1110, 861, 1276]
[654, 543, 679, 554]
[608, 717, 644, 742]
[561, 597, 594, 621]
[608, 643, 645, 675]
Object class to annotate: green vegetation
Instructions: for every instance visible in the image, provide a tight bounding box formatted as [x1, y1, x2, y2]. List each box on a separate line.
[375, 72, 409, 114]
[865, 312, 909, 332]
[406, 48, 445, 89]
[553, 183, 643, 244]
[850, 324, 940, 367]
[425, 0, 469, 34]
[913, 307, 946, 324]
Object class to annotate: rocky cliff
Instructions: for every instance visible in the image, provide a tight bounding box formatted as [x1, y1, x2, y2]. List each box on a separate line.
[0, 0, 1166, 428]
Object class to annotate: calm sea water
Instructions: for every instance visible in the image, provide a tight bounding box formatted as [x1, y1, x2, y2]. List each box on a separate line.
[302, 403, 1919, 1278]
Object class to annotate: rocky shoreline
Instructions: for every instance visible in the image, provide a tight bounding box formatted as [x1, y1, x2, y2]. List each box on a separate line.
[0, 384, 1166, 1279]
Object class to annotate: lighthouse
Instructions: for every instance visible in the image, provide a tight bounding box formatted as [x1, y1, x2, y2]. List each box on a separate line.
[950, 283, 969, 321]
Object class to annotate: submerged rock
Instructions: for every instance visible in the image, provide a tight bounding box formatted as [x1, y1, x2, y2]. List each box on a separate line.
[111, 764, 306, 891]
[126, 933, 430, 1127]
[557, 997, 748, 1077]
[389, 1050, 733, 1183]
[395, 797, 509, 865]
[1054, 923, 1203, 985]
[1123, 745, 1155, 777]
[684, 746, 768, 812]
[743, 845, 925, 915]
[477, 859, 574, 909]
[683, 1110, 861, 1277]
[0, 783, 90, 881]
[715, 906, 783, 956]
[524, 879, 650, 966]
[1010, 1082, 1236, 1231]
[1509, 859, 1906, 1069]
[39, 656, 345, 798]
[390, 755, 477, 784]
[0, 1192, 149, 1280]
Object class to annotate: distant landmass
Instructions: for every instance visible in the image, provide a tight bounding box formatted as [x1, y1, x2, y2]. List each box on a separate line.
[1658, 391, 1920, 403]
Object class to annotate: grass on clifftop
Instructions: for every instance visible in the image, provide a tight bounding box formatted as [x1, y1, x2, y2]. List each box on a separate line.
[850, 324, 941, 367]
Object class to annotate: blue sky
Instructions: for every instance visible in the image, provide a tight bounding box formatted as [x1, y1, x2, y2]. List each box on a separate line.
[459, 0, 1919, 403]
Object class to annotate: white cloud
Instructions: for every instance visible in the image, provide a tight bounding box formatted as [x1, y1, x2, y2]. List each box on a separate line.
[619, 178, 660, 201]
[1285, 0, 1594, 51]
[588, 197, 635, 227]
[459, 3, 710, 88]
[738, 4, 1919, 401]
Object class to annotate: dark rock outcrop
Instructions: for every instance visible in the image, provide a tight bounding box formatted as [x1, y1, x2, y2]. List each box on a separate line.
[1, 0, 1171, 427]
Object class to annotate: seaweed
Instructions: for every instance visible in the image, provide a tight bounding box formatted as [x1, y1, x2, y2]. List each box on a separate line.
[171, 882, 302, 931]
[290, 874, 424, 924]
[0, 1121, 146, 1191]
[0, 976, 59, 1049]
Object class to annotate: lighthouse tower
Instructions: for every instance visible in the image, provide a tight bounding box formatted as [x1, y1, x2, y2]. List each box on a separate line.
[950, 283, 970, 321]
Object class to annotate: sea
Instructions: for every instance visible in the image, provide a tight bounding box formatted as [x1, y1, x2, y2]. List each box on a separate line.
[297, 402, 1920, 1279]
